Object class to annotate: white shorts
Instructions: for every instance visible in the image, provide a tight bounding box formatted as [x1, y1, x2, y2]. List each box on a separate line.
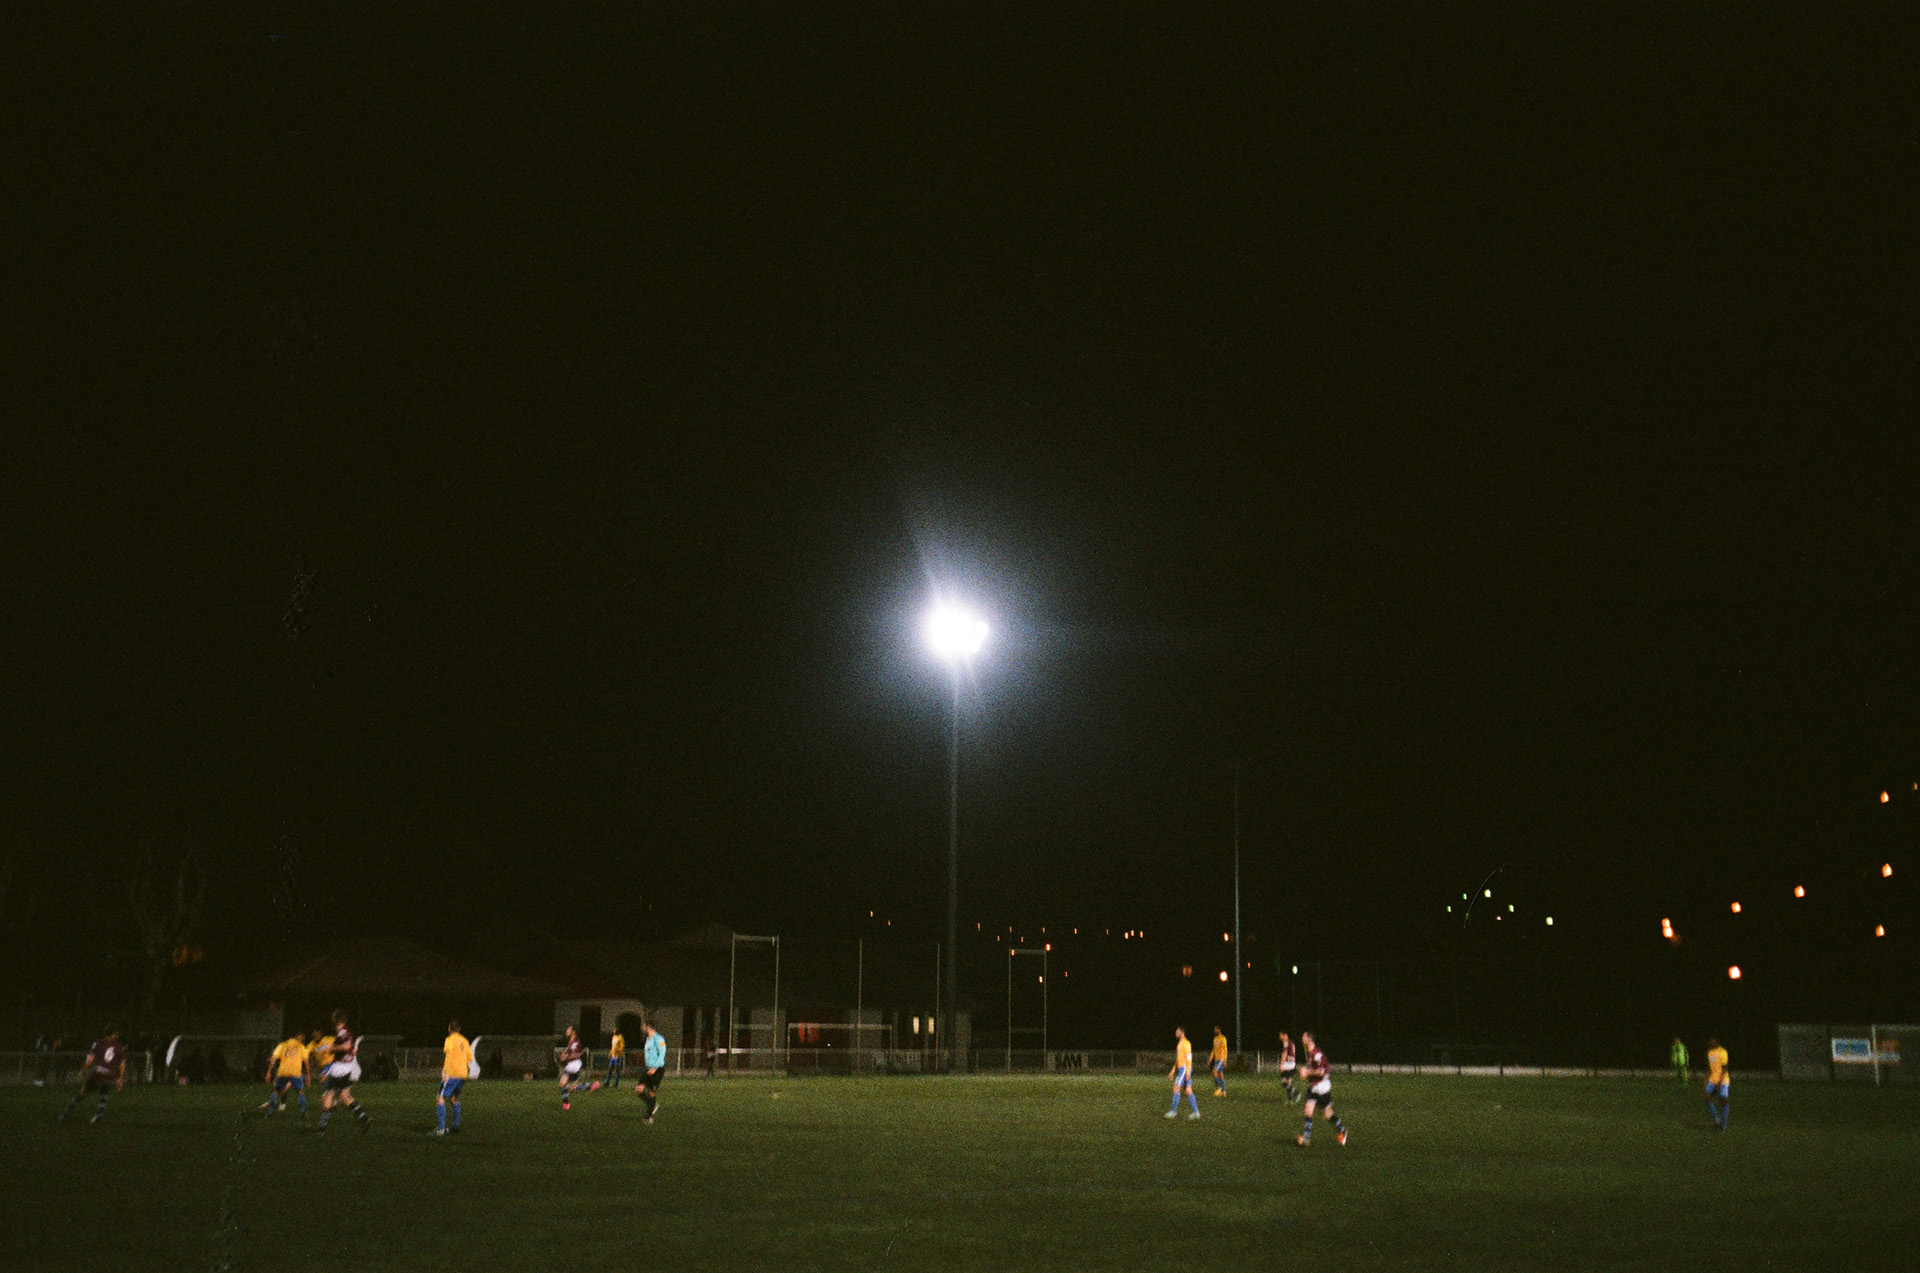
[1310, 1078, 1332, 1099]
[1281, 1062, 1297, 1073]
[563, 1060, 583, 1077]
[325, 1061, 361, 1083]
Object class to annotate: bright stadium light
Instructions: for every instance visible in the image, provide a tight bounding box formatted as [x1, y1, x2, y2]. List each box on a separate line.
[1727, 965, 1742, 980]
[1881, 791, 1890, 803]
[1731, 902, 1742, 914]
[1876, 925, 1886, 937]
[1883, 863, 1894, 878]
[925, 604, 988, 659]
[1794, 885, 1805, 898]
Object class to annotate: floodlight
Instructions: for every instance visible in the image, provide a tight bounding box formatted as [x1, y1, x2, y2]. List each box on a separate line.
[925, 605, 988, 659]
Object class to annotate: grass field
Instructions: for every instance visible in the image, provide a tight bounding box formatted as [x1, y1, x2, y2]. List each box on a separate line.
[4, 1074, 1917, 1272]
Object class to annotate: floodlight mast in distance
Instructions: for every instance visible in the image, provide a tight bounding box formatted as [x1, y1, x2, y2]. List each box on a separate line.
[925, 603, 987, 1072]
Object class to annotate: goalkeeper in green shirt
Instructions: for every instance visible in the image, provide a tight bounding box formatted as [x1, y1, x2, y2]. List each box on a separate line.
[1671, 1037, 1690, 1084]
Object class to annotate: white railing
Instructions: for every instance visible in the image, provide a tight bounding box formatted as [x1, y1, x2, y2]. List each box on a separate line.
[0, 1051, 155, 1085]
[254, 1045, 1775, 1082]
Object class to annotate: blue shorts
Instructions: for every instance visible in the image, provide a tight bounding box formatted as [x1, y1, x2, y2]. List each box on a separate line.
[440, 1078, 465, 1099]
[1705, 1081, 1728, 1098]
[1210, 1060, 1226, 1075]
[1173, 1066, 1191, 1087]
[273, 1075, 304, 1092]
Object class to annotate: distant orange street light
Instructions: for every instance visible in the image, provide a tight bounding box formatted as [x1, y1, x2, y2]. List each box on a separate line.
[1882, 791, 1890, 803]
[1730, 902, 1742, 914]
[1883, 863, 1894, 877]
[1794, 886, 1805, 898]
[1218, 971, 1229, 982]
[1727, 965, 1742, 980]
[1876, 925, 1886, 938]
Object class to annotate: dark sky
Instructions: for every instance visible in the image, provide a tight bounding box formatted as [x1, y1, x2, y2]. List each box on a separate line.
[7, 5, 1917, 1008]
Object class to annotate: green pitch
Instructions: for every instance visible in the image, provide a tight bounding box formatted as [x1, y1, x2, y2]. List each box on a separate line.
[4, 1075, 1916, 1271]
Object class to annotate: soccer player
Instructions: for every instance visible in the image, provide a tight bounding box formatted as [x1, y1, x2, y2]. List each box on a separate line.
[1704, 1038, 1730, 1131]
[635, 1022, 667, 1123]
[316, 1010, 372, 1132]
[1209, 1027, 1230, 1096]
[1164, 1027, 1201, 1119]
[60, 1027, 126, 1123]
[1671, 1036, 1690, 1085]
[1293, 1031, 1348, 1147]
[260, 1030, 310, 1117]
[558, 1026, 588, 1110]
[605, 1027, 626, 1088]
[1276, 1031, 1300, 1102]
[437, 1020, 473, 1136]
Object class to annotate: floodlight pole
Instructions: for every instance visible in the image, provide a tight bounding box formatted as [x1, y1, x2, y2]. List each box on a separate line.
[944, 665, 960, 1072]
[1232, 762, 1243, 1059]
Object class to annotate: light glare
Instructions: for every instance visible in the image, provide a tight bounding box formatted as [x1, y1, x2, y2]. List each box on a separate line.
[925, 605, 988, 659]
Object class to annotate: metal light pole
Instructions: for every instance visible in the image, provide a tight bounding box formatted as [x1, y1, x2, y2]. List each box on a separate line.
[1232, 762, 1243, 1057]
[945, 664, 960, 1071]
[925, 604, 986, 1074]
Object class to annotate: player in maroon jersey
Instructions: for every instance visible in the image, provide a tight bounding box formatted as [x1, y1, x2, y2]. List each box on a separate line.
[1276, 1031, 1300, 1102]
[557, 1026, 589, 1110]
[1293, 1032, 1348, 1146]
[60, 1028, 127, 1123]
[316, 1010, 372, 1132]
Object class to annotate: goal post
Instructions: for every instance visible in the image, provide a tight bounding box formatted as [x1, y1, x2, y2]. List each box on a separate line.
[1006, 947, 1047, 1071]
[726, 933, 780, 1071]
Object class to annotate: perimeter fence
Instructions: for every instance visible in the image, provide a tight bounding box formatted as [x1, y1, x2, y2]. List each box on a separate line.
[376, 1046, 1763, 1081]
[1779, 1023, 1917, 1084]
[0, 1051, 155, 1085]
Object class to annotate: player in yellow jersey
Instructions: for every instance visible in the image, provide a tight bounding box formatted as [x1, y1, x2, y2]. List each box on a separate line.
[306, 1030, 332, 1081]
[437, 1020, 473, 1136]
[604, 1029, 626, 1088]
[259, 1031, 310, 1117]
[1703, 1038, 1730, 1131]
[1209, 1027, 1230, 1096]
[1165, 1027, 1201, 1119]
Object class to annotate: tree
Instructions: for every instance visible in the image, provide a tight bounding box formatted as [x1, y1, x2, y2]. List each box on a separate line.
[125, 846, 207, 1014]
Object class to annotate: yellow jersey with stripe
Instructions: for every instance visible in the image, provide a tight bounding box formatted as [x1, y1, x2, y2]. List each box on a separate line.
[443, 1032, 474, 1080]
[1706, 1047, 1729, 1085]
[271, 1038, 307, 1078]
[1175, 1038, 1193, 1070]
[1210, 1035, 1229, 1063]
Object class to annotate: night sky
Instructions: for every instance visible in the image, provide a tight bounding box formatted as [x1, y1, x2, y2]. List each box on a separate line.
[7, 6, 1917, 1041]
